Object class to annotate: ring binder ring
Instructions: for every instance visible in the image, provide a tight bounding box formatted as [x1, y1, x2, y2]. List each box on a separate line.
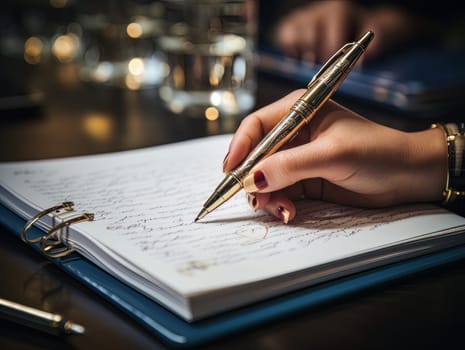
[40, 213, 95, 258]
[21, 202, 75, 243]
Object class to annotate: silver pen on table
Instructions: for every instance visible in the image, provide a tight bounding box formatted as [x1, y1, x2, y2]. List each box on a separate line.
[0, 297, 85, 335]
[195, 31, 374, 222]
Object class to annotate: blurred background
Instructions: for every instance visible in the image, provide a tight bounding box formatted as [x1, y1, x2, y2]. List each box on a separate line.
[0, 0, 268, 162]
[1, 0, 465, 162]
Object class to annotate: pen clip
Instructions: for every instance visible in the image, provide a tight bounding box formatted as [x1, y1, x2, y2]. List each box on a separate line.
[309, 42, 353, 84]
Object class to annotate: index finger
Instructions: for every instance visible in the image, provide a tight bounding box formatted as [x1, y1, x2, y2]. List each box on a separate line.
[223, 89, 306, 172]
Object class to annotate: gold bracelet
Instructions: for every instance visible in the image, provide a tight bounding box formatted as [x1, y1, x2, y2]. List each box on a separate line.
[431, 123, 465, 204]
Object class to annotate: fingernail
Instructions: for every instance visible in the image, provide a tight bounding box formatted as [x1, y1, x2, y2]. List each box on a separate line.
[222, 151, 230, 172]
[243, 170, 268, 192]
[276, 206, 290, 224]
[247, 193, 259, 211]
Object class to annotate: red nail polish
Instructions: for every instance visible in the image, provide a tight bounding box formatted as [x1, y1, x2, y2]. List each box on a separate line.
[253, 170, 268, 190]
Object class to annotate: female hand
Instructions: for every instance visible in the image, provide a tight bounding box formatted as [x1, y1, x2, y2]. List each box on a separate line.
[223, 90, 447, 223]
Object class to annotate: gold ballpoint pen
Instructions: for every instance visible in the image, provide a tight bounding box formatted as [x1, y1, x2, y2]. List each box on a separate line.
[195, 30, 374, 222]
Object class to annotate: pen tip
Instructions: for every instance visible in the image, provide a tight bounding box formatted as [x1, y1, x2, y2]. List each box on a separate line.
[195, 207, 209, 222]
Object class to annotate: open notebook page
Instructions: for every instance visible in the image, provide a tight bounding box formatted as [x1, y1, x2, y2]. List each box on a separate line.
[1, 134, 465, 320]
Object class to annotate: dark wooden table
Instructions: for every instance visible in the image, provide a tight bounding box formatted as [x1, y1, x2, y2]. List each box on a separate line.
[1, 58, 465, 350]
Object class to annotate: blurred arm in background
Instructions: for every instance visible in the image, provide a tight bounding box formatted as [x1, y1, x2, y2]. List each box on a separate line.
[266, 0, 465, 63]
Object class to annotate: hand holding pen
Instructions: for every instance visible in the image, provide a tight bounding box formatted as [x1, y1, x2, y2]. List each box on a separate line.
[196, 30, 448, 222]
[196, 31, 375, 221]
[223, 95, 446, 222]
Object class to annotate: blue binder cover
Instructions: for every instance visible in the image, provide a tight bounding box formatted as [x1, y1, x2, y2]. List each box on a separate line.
[258, 47, 465, 118]
[2, 203, 465, 348]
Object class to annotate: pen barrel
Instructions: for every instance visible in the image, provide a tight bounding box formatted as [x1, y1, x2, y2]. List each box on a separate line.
[0, 297, 63, 335]
[201, 173, 243, 215]
[314, 37, 368, 92]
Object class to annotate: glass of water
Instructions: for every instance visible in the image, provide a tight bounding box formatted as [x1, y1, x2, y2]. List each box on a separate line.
[78, 1, 167, 90]
[158, 0, 257, 119]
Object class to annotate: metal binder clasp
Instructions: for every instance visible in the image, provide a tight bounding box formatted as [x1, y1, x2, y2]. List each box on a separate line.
[40, 213, 95, 258]
[21, 202, 75, 243]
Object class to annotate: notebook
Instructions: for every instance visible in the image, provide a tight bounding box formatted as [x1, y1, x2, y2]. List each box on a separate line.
[1, 134, 465, 347]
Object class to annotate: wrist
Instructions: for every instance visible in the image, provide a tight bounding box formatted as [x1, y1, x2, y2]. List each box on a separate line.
[403, 127, 447, 203]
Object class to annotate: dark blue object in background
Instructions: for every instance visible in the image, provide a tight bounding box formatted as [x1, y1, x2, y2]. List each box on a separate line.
[257, 47, 465, 118]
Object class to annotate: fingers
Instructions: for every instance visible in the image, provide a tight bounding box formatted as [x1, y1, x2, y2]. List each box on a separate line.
[274, 1, 359, 63]
[247, 191, 296, 224]
[357, 6, 416, 60]
[319, 1, 355, 62]
[245, 178, 399, 225]
[299, 19, 319, 64]
[223, 89, 306, 172]
[275, 11, 307, 58]
[275, 4, 322, 62]
[246, 178, 327, 224]
[242, 140, 334, 194]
